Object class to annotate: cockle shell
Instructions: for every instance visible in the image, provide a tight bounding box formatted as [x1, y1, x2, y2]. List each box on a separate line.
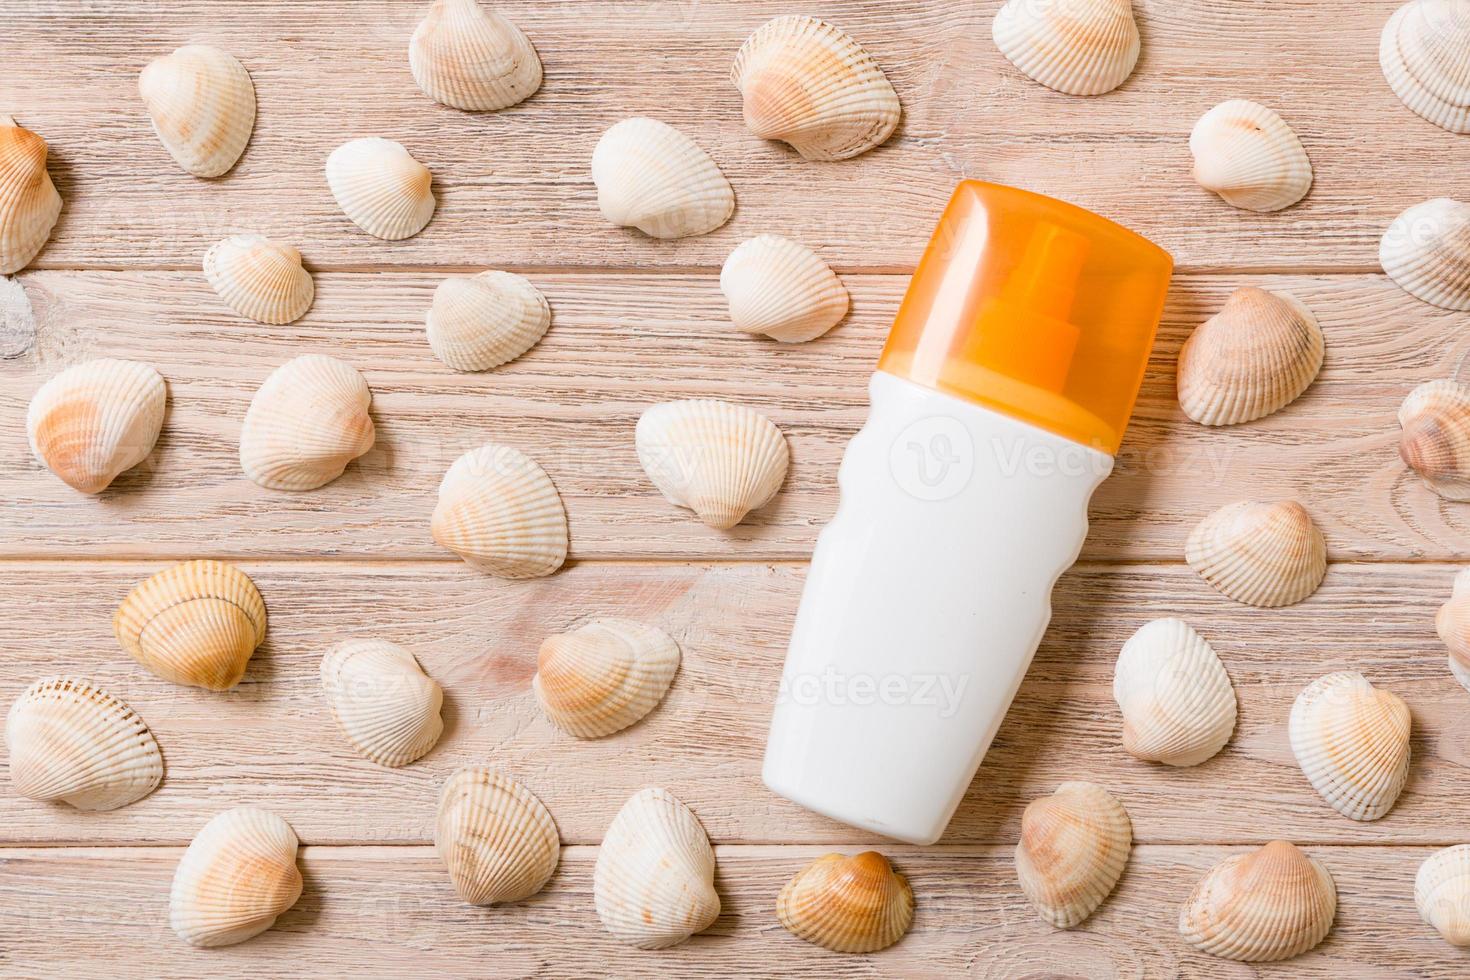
[1190, 100, 1313, 213]
[1399, 379, 1470, 500]
[430, 442, 568, 578]
[1380, 198, 1470, 310]
[435, 767, 560, 905]
[239, 354, 375, 491]
[1416, 844, 1470, 946]
[138, 45, 255, 178]
[1014, 782, 1132, 928]
[594, 787, 720, 949]
[533, 619, 681, 738]
[1179, 841, 1337, 962]
[1381, 0, 1470, 134]
[592, 118, 735, 240]
[321, 639, 443, 767]
[1176, 288, 1324, 427]
[409, 0, 542, 111]
[114, 560, 268, 691]
[1288, 671, 1411, 822]
[720, 235, 849, 343]
[5, 677, 163, 811]
[635, 399, 790, 530]
[0, 116, 62, 274]
[169, 806, 303, 948]
[426, 270, 551, 372]
[731, 15, 901, 161]
[203, 234, 314, 325]
[27, 358, 166, 494]
[1185, 500, 1327, 608]
[1112, 618, 1236, 767]
[778, 851, 914, 953]
[325, 137, 436, 240]
[1435, 568, 1470, 692]
[992, 0, 1140, 97]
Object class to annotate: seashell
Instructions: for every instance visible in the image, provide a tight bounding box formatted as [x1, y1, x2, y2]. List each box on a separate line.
[635, 399, 790, 530]
[321, 639, 443, 767]
[1112, 618, 1236, 767]
[1380, 0, 1470, 134]
[5, 677, 163, 811]
[1436, 568, 1470, 692]
[239, 354, 375, 491]
[1288, 671, 1411, 822]
[138, 45, 255, 178]
[1014, 781, 1132, 928]
[113, 560, 268, 691]
[731, 16, 901, 161]
[533, 619, 681, 738]
[777, 851, 914, 952]
[435, 767, 560, 905]
[1399, 379, 1470, 500]
[1176, 287, 1324, 427]
[720, 235, 849, 343]
[1179, 840, 1337, 962]
[1185, 500, 1326, 608]
[325, 137, 436, 240]
[594, 787, 720, 949]
[409, 0, 542, 111]
[169, 806, 302, 948]
[431, 442, 568, 578]
[1189, 100, 1313, 213]
[0, 116, 62, 274]
[591, 118, 734, 240]
[27, 358, 166, 494]
[1416, 844, 1470, 946]
[992, 0, 1139, 97]
[426, 270, 551, 372]
[203, 234, 314, 325]
[1380, 198, 1470, 310]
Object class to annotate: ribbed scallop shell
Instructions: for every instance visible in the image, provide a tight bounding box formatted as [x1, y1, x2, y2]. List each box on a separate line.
[1190, 100, 1313, 213]
[635, 399, 790, 530]
[777, 851, 914, 953]
[730, 16, 901, 161]
[1176, 288, 1324, 427]
[1417, 844, 1470, 946]
[1014, 782, 1132, 928]
[435, 767, 560, 905]
[1112, 618, 1236, 767]
[1380, 198, 1470, 310]
[991, 0, 1140, 96]
[203, 234, 314, 325]
[321, 639, 443, 767]
[5, 677, 163, 811]
[239, 355, 375, 491]
[169, 806, 303, 948]
[1435, 568, 1470, 692]
[720, 235, 849, 343]
[426, 270, 551, 372]
[325, 137, 436, 240]
[1381, 0, 1470, 134]
[113, 560, 268, 691]
[138, 45, 255, 178]
[0, 116, 62, 274]
[1179, 841, 1337, 962]
[1289, 671, 1411, 822]
[1399, 379, 1470, 500]
[27, 358, 166, 494]
[409, 0, 542, 111]
[593, 787, 720, 949]
[592, 118, 735, 240]
[430, 442, 568, 578]
[533, 619, 681, 738]
[1185, 500, 1327, 608]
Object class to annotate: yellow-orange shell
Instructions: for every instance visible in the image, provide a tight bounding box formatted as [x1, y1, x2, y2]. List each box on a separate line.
[777, 851, 914, 953]
[0, 116, 62, 274]
[533, 619, 680, 738]
[1015, 781, 1132, 928]
[169, 807, 302, 948]
[26, 358, 166, 494]
[1179, 841, 1336, 962]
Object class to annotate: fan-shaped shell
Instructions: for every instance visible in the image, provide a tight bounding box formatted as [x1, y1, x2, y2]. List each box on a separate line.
[321, 639, 443, 767]
[0, 116, 62, 274]
[1381, 0, 1470, 134]
[1185, 500, 1326, 608]
[426, 270, 551, 372]
[1380, 198, 1470, 310]
[1190, 100, 1313, 213]
[635, 399, 790, 530]
[594, 787, 720, 949]
[1436, 568, 1470, 692]
[1399, 379, 1470, 500]
[138, 45, 255, 178]
[533, 619, 681, 738]
[1179, 841, 1337, 962]
[27, 358, 166, 494]
[1014, 782, 1132, 928]
[730, 16, 900, 161]
[720, 235, 849, 343]
[409, 0, 542, 111]
[1176, 288, 1324, 427]
[592, 118, 734, 240]
[1417, 844, 1470, 946]
[991, 0, 1140, 96]
[169, 806, 303, 948]
[239, 354, 375, 491]
[1112, 618, 1236, 767]
[5, 677, 163, 811]
[431, 443, 568, 578]
[1288, 671, 1411, 822]
[777, 851, 913, 952]
[435, 767, 560, 905]
[203, 234, 314, 325]
[325, 137, 436, 240]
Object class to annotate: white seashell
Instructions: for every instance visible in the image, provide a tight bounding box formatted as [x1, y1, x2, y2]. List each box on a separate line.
[1288, 671, 1411, 822]
[1436, 568, 1470, 693]
[1380, 0, 1470, 134]
[1185, 500, 1326, 608]
[0, 116, 62, 274]
[5, 677, 163, 811]
[239, 355, 375, 491]
[1417, 844, 1470, 946]
[1014, 781, 1132, 928]
[992, 0, 1140, 96]
[169, 806, 302, 947]
[435, 767, 560, 905]
[777, 851, 914, 953]
[426, 270, 551, 372]
[533, 619, 681, 738]
[1399, 379, 1470, 500]
[594, 787, 720, 949]
[138, 45, 255, 178]
[731, 16, 901, 161]
[720, 235, 849, 343]
[409, 0, 542, 111]
[1380, 198, 1470, 310]
[325, 137, 436, 240]
[431, 442, 568, 578]
[203, 234, 314, 325]
[1190, 100, 1313, 213]
[321, 639, 443, 767]
[1112, 618, 1236, 767]
[592, 118, 735, 240]
[635, 399, 790, 530]
[1179, 841, 1337, 962]
[27, 358, 166, 494]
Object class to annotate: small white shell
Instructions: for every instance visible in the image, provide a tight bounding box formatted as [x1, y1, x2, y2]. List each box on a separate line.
[169, 806, 303, 948]
[1112, 618, 1236, 767]
[592, 118, 735, 240]
[0, 117, 62, 274]
[1185, 500, 1327, 608]
[325, 137, 436, 240]
[533, 619, 681, 738]
[1380, 198, 1470, 311]
[431, 442, 569, 578]
[1417, 844, 1470, 946]
[138, 45, 255, 178]
[426, 270, 551, 372]
[1190, 100, 1313, 213]
[27, 358, 166, 494]
[1288, 671, 1411, 822]
[1179, 841, 1337, 962]
[1399, 379, 1470, 500]
[435, 767, 560, 906]
[1014, 781, 1132, 929]
[1436, 568, 1470, 693]
[992, 0, 1140, 97]
[239, 354, 375, 491]
[1380, 0, 1470, 134]
[321, 639, 444, 768]
[203, 234, 314, 325]
[720, 235, 849, 343]
[409, 0, 543, 111]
